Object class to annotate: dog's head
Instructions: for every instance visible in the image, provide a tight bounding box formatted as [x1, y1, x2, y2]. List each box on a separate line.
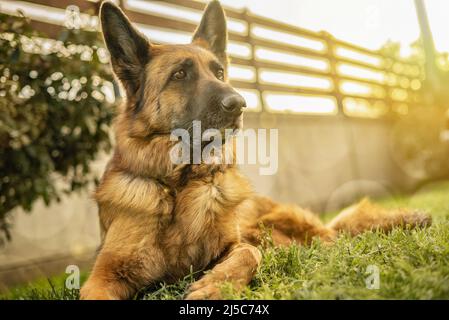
[100, 1, 246, 138]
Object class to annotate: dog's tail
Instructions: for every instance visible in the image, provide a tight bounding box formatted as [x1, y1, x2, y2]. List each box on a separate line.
[326, 198, 432, 236]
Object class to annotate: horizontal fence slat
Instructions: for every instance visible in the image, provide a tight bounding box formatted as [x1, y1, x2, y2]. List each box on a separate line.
[338, 75, 411, 91]
[231, 57, 330, 77]
[251, 37, 328, 59]
[20, 0, 98, 12]
[336, 56, 386, 73]
[29, 19, 66, 38]
[344, 96, 420, 107]
[332, 37, 382, 58]
[231, 81, 335, 96]
[161, 0, 246, 20]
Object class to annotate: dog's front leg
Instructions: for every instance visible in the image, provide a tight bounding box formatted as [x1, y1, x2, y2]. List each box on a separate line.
[80, 216, 165, 300]
[185, 243, 261, 300]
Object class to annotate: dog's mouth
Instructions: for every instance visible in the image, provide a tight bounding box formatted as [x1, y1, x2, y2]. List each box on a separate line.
[168, 111, 243, 144]
[217, 113, 244, 131]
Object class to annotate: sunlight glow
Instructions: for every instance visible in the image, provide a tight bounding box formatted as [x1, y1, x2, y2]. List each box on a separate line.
[399, 45, 413, 58]
[228, 65, 256, 82]
[251, 25, 326, 52]
[259, 69, 332, 90]
[343, 98, 387, 118]
[425, 0, 449, 53]
[391, 88, 409, 101]
[340, 81, 385, 98]
[255, 47, 329, 71]
[337, 63, 385, 83]
[385, 73, 399, 86]
[392, 103, 409, 115]
[228, 42, 252, 59]
[137, 25, 190, 44]
[410, 79, 421, 90]
[264, 92, 337, 114]
[335, 46, 382, 67]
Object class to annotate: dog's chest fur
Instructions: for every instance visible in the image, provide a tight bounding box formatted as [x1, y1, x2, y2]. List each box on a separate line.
[160, 166, 252, 279]
[96, 163, 252, 282]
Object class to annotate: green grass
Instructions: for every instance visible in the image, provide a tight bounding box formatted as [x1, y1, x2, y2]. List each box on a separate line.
[2, 181, 449, 300]
[2, 272, 87, 300]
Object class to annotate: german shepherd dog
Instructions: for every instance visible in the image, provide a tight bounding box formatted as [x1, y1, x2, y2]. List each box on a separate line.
[80, 1, 431, 300]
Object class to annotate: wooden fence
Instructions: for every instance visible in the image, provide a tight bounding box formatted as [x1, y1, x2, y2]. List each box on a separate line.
[0, 0, 425, 117]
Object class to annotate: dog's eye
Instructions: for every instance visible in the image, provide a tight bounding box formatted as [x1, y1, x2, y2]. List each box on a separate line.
[172, 69, 186, 80]
[216, 69, 225, 81]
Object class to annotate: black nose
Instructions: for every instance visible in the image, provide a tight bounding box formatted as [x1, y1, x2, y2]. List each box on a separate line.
[221, 94, 246, 113]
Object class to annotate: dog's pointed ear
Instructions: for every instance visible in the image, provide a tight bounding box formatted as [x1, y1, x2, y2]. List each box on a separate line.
[100, 1, 150, 97]
[192, 1, 227, 61]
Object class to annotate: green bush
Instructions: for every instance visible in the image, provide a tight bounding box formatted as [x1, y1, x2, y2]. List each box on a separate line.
[0, 12, 115, 242]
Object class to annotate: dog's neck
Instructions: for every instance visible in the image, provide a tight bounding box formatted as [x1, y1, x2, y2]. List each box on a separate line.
[113, 132, 234, 188]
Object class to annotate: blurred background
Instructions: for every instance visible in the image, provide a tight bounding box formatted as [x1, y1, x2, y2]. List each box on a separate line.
[0, 0, 448, 291]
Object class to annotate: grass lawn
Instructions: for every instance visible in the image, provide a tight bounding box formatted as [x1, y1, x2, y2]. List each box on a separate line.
[2, 181, 449, 300]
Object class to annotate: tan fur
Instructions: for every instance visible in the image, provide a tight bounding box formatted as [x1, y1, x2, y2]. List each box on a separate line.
[327, 198, 432, 236]
[80, 2, 432, 300]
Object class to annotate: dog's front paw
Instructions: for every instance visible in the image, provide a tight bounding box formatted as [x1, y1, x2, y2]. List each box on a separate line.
[185, 277, 222, 300]
[80, 284, 112, 300]
[80, 278, 119, 300]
